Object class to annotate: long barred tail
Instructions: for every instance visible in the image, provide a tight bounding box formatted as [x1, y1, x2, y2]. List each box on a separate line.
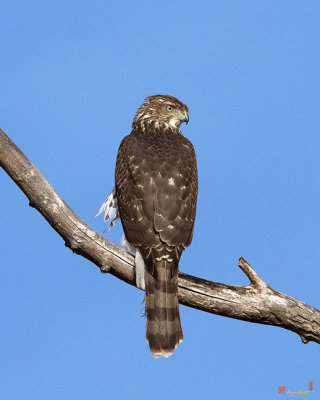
[142, 247, 183, 358]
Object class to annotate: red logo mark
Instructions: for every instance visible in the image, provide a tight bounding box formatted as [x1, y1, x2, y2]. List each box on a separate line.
[278, 386, 286, 394]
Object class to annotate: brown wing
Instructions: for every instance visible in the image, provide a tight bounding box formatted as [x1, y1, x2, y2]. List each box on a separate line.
[115, 129, 198, 249]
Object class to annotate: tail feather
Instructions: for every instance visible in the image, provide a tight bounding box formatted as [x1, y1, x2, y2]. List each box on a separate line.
[144, 255, 183, 358]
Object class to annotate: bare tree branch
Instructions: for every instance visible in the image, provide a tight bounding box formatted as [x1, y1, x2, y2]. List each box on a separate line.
[1, 128, 319, 345]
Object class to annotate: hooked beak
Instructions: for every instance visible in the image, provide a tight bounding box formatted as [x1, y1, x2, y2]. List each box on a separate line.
[180, 110, 189, 125]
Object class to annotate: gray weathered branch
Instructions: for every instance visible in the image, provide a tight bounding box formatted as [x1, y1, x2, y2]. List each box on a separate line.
[1, 128, 319, 345]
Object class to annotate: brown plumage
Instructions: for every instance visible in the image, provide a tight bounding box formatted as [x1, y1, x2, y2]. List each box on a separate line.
[115, 95, 198, 357]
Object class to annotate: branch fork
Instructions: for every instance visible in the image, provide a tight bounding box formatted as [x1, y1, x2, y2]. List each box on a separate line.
[238, 256, 269, 290]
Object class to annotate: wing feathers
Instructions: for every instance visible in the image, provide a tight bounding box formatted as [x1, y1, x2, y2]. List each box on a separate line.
[115, 130, 197, 249]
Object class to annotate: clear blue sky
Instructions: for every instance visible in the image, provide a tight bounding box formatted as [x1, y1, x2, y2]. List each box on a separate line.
[1, 1, 319, 399]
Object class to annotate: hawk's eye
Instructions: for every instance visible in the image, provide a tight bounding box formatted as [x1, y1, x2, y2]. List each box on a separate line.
[167, 105, 174, 111]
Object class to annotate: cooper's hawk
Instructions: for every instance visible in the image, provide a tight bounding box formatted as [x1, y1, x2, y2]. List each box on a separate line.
[97, 95, 198, 358]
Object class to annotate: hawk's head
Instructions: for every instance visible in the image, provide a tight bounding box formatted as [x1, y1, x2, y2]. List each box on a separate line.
[132, 95, 189, 132]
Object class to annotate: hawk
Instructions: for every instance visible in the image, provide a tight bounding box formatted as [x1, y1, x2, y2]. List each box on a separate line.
[97, 95, 198, 358]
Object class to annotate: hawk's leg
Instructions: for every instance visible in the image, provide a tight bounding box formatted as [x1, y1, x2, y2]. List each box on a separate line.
[121, 234, 145, 291]
[134, 249, 146, 291]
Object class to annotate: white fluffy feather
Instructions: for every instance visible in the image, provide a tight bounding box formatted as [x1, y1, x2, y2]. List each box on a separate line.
[97, 189, 145, 290]
[96, 187, 119, 230]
